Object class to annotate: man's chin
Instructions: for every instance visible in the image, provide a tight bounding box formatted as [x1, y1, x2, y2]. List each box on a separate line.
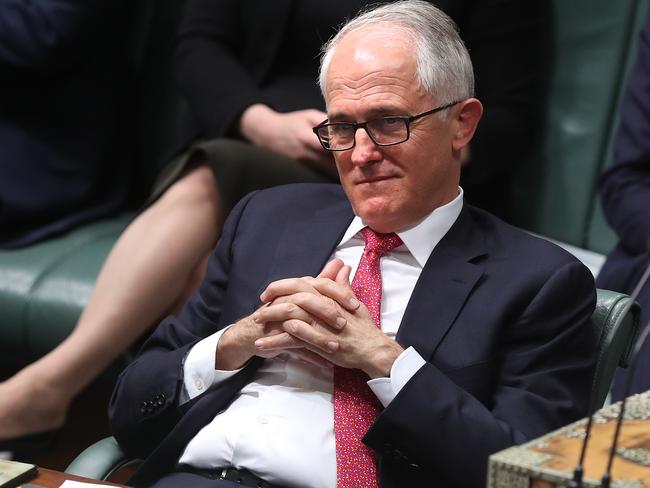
[354, 200, 400, 231]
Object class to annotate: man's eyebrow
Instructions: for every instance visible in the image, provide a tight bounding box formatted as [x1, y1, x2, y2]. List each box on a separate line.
[327, 106, 408, 122]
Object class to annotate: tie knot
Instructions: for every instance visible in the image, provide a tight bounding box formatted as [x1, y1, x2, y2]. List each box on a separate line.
[361, 227, 403, 256]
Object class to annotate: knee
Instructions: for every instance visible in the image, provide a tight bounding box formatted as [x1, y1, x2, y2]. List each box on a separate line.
[160, 165, 219, 210]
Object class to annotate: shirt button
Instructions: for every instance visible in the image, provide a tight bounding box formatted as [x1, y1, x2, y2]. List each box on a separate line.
[194, 378, 205, 390]
[258, 415, 269, 424]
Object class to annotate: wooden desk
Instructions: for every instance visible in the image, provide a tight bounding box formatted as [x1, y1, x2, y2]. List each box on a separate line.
[488, 391, 650, 488]
[27, 467, 127, 487]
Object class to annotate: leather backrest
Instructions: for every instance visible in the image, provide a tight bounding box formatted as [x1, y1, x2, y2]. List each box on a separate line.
[590, 288, 641, 411]
[65, 436, 134, 481]
[512, 0, 649, 250]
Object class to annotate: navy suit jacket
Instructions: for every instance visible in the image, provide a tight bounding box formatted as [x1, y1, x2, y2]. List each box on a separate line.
[597, 11, 650, 400]
[109, 183, 596, 487]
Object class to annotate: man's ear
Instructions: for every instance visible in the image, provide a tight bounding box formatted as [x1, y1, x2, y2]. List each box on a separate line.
[451, 98, 483, 152]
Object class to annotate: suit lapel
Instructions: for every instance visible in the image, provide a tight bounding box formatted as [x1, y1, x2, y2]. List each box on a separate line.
[257, 198, 355, 296]
[396, 206, 487, 360]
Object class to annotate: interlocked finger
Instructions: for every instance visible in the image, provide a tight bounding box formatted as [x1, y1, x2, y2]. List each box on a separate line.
[260, 277, 319, 303]
[254, 331, 304, 351]
[283, 319, 339, 353]
[307, 276, 360, 312]
[256, 292, 346, 330]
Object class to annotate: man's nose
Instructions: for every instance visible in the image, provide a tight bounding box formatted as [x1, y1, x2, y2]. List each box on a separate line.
[350, 128, 382, 166]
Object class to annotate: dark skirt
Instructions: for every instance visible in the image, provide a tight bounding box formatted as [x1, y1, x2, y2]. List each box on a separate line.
[148, 138, 337, 211]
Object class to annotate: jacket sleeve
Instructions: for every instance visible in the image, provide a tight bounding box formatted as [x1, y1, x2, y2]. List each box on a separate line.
[600, 13, 650, 255]
[365, 259, 596, 488]
[174, 0, 265, 139]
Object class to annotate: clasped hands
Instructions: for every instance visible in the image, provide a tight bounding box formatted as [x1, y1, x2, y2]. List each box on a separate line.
[216, 259, 404, 379]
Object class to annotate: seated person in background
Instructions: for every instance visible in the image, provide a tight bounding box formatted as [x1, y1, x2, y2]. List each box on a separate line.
[0, 0, 546, 446]
[0, 0, 133, 446]
[0, 0, 131, 248]
[109, 3, 596, 487]
[597, 10, 650, 401]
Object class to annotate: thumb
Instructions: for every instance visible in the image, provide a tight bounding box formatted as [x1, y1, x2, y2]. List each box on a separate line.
[335, 265, 352, 287]
[318, 258, 344, 280]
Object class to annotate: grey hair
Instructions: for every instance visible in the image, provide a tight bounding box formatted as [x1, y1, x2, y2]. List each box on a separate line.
[318, 0, 474, 104]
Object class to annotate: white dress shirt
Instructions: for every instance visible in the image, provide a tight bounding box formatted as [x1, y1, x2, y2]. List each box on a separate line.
[178, 189, 464, 488]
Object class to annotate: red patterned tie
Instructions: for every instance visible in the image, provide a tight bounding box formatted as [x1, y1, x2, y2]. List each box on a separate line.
[334, 227, 403, 488]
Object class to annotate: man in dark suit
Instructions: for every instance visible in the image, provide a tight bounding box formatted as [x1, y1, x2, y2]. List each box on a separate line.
[109, 2, 596, 487]
[597, 11, 650, 401]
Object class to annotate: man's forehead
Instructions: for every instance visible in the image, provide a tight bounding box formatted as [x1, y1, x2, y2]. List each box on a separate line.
[325, 31, 418, 99]
[324, 65, 427, 119]
[327, 103, 409, 121]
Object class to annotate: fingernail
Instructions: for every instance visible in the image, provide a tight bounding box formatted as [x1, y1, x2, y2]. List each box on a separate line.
[254, 339, 264, 348]
[259, 291, 268, 302]
[336, 316, 347, 328]
[349, 297, 360, 308]
[253, 314, 261, 323]
[327, 341, 339, 352]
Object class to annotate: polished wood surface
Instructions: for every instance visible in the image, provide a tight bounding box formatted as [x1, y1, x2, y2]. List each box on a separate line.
[28, 467, 126, 487]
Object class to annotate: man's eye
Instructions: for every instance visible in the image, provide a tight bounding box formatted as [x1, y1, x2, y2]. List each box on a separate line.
[330, 124, 354, 135]
[383, 117, 402, 126]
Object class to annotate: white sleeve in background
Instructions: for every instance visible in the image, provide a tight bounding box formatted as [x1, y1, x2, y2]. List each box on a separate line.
[367, 346, 426, 407]
[182, 325, 244, 401]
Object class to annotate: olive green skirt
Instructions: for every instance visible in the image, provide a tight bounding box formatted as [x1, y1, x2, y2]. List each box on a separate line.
[147, 138, 337, 211]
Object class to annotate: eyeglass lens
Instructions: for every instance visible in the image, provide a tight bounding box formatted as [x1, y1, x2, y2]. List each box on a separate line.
[319, 117, 408, 150]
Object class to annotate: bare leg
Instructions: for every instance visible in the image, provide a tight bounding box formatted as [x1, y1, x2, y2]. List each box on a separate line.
[0, 165, 220, 439]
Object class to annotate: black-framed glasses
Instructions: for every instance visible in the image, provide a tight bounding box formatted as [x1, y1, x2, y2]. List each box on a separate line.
[312, 100, 461, 152]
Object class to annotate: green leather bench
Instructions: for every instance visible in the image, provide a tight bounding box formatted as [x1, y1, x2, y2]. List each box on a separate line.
[0, 214, 134, 367]
[512, 0, 649, 258]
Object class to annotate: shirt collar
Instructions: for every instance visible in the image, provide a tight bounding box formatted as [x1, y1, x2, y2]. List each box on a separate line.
[338, 187, 464, 267]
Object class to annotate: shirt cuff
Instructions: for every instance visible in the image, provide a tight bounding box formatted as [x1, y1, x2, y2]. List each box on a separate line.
[367, 346, 426, 408]
[183, 325, 244, 400]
